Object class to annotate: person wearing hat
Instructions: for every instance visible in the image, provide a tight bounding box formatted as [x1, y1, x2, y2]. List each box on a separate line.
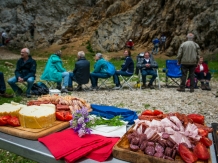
[126, 39, 134, 50]
[41, 50, 69, 93]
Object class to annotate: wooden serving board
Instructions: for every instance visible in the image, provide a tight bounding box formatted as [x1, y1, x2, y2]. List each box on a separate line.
[113, 127, 211, 163]
[0, 120, 70, 140]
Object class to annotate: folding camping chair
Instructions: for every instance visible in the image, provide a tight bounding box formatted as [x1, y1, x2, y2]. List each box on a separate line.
[119, 75, 134, 90]
[136, 52, 160, 89]
[45, 81, 57, 89]
[97, 77, 112, 90]
[163, 60, 182, 87]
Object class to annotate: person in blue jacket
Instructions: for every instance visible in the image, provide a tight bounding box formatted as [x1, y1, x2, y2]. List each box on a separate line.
[41, 50, 69, 93]
[8, 48, 36, 98]
[89, 53, 110, 90]
[152, 37, 160, 54]
[112, 49, 134, 90]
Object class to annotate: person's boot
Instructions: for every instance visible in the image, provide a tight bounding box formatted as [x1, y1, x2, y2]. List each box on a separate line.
[205, 83, 211, 91]
[201, 83, 206, 90]
[148, 83, 154, 89]
[67, 87, 73, 91]
[177, 87, 185, 92]
[141, 83, 146, 89]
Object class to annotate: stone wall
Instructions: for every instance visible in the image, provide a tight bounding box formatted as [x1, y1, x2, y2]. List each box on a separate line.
[0, 0, 218, 55]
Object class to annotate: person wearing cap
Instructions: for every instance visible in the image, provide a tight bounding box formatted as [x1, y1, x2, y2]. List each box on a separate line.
[8, 48, 37, 98]
[126, 39, 134, 50]
[177, 33, 200, 93]
[89, 53, 110, 90]
[41, 50, 69, 93]
[0, 72, 13, 98]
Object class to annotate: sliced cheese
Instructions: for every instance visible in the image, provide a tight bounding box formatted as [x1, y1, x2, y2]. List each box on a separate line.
[0, 102, 25, 116]
[19, 104, 56, 129]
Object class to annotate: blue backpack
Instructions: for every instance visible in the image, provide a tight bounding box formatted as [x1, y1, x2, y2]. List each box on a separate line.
[106, 62, 116, 76]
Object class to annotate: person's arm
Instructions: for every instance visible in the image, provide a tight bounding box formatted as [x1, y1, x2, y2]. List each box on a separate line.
[150, 59, 158, 68]
[177, 45, 183, 64]
[203, 63, 209, 73]
[121, 58, 131, 71]
[55, 61, 66, 72]
[23, 60, 37, 80]
[93, 61, 101, 73]
[15, 60, 22, 79]
[195, 65, 200, 73]
[73, 62, 78, 73]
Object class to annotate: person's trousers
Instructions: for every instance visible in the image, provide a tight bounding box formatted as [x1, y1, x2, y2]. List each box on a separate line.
[180, 65, 196, 89]
[57, 72, 69, 87]
[68, 72, 77, 87]
[141, 69, 157, 85]
[113, 71, 132, 86]
[7, 76, 35, 94]
[90, 73, 110, 87]
[0, 72, 6, 94]
[195, 72, 211, 81]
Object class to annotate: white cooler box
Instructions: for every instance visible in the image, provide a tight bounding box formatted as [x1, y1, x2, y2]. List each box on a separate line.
[49, 89, 61, 95]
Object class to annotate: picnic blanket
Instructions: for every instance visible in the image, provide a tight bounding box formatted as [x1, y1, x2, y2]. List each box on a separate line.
[90, 104, 138, 124]
[38, 128, 119, 162]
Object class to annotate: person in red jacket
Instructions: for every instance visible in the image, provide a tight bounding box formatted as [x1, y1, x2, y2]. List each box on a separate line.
[195, 56, 211, 90]
[126, 39, 134, 50]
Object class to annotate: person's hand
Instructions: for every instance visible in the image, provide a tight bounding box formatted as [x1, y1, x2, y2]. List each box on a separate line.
[18, 77, 24, 82]
[204, 72, 206, 76]
[145, 64, 150, 68]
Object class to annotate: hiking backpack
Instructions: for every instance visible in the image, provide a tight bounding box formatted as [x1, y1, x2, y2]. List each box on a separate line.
[31, 82, 49, 95]
[106, 61, 116, 76]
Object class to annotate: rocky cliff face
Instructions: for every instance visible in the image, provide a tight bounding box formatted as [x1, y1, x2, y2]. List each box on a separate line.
[0, 0, 218, 56]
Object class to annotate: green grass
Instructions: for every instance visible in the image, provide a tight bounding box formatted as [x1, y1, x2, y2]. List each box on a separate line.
[0, 51, 218, 162]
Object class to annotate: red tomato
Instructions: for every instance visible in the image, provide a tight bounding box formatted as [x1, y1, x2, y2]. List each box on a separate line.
[153, 110, 163, 116]
[56, 112, 65, 121]
[0, 115, 11, 126]
[200, 137, 212, 147]
[178, 143, 198, 163]
[65, 112, 73, 121]
[141, 110, 153, 116]
[194, 142, 210, 160]
[198, 128, 208, 137]
[7, 116, 20, 127]
[56, 111, 72, 121]
[187, 114, 204, 124]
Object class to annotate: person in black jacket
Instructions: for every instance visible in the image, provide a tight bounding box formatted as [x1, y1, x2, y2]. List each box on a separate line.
[0, 72, 13, 98]
[8, 48, 37, 98]
[68, 51, 90, 91]
[112, 49, 134, 90]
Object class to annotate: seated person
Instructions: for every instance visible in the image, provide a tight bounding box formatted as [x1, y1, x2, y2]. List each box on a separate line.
[195, 56, 211, 90]
[90, 53, 110, 90]
[68, 51, 90, 91]
[41, 50, 69, 93]
[8, 48, 36, 98]
[0, 72, 13, 98]
[126, 39, 134, 50]
[141, 52, 158, 89]
[112, 49, 134, 90]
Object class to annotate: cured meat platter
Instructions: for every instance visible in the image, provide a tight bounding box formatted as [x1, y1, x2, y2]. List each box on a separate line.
[113, 126, 212, 163]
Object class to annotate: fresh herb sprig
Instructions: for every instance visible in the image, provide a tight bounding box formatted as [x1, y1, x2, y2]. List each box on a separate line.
[92, 115, 124, 127]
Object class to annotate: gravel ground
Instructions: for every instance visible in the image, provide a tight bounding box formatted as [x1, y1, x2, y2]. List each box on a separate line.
[69, 81, 218, 127]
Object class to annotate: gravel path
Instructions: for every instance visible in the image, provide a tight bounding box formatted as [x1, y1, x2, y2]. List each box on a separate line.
[70, 83, 218, 126]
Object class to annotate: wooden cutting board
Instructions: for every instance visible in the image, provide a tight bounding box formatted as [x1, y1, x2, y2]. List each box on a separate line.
[113, 127, 211, 163]
[0, 120, 70, 140]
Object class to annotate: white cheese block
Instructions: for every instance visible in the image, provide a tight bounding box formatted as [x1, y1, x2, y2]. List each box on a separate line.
[0, 102, 26, 116]
[19, 104, 56, 129]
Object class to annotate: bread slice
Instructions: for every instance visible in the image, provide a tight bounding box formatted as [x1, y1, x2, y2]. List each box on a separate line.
[19, 104, 56, 129]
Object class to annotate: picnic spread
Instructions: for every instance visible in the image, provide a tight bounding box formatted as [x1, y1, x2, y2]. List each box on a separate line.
[0, 94, 216, 163]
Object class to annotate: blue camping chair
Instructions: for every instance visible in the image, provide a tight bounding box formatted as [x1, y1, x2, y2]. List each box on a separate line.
[163, 60, 182, 87]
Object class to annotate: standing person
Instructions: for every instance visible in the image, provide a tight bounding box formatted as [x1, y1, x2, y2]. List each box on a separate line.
[141, 52, 158, 89]
[89, 53, 110, 90]
[8, 48, 37, 98]
[152, 37, 160, 54]
[68, 51, 90, 91]
[160, 34, 166, 51]
[177, 33, 200, 93]
[126, 39, 134, 50]
[195, 56, 211, 90]
[112, 49, 134, 90]
[41, 50, 69, 93]
[0, 72, 13, 98]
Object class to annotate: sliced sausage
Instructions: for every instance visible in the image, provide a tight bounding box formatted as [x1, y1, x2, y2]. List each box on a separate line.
[162, 133, 170, 139]
[164, 147, 173, 157]
[140, 140, 148, 151]
[145, 146, 155, 156]
[147, 142, 155, 146]
[131, 137, 140, 145]
[155, 144, 164, 153]
[166, 140, 174, 148]
[130, 144, 139, 152]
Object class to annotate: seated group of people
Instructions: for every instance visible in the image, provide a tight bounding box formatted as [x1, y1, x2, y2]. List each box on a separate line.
[0, 48, 159, 98]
